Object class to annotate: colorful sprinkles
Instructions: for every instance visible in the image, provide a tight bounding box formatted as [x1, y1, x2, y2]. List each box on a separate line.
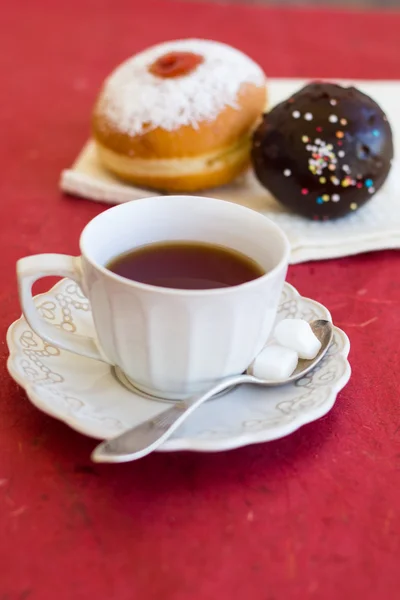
[342, 176, 354, 187]
[307, 138, 337, 176]
[284, 92, 381, 211]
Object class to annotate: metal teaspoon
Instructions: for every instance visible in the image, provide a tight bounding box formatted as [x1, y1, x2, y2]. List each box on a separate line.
[91, 319, 333, 463]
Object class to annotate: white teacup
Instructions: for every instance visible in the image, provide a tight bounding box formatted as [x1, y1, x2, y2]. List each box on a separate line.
[17, 196, 290, 399]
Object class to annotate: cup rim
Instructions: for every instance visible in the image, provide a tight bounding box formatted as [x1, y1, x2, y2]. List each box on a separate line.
[79, 196, 290, 297]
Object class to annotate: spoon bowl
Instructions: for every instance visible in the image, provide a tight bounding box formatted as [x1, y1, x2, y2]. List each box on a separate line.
[268, 319, 333, 384]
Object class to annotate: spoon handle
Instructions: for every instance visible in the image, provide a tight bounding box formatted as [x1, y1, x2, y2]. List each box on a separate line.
[91, 373, 249, 463]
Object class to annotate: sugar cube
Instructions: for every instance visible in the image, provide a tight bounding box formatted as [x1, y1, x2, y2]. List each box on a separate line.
[249, 344, 298, 381]
[274, 318, 321, 360]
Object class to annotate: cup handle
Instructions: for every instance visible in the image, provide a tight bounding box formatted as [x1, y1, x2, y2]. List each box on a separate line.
[17, 254, 104, 361]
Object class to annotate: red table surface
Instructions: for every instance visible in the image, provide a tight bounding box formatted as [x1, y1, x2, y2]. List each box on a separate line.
[1, 1, 400, 598]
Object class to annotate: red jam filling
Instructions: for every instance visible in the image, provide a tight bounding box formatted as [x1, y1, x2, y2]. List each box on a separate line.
[149, 52, 204, 78]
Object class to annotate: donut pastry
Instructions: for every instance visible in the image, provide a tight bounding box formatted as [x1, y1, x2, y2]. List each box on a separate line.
[92, 39, 267, 192]
[251, 81, 393, 219]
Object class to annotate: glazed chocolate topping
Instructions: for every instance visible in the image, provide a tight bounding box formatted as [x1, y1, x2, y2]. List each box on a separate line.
[251, 81, 394, 220]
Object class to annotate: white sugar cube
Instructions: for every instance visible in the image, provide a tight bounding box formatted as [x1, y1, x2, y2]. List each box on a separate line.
[249, 345, 298, 381]
[274, 318, 321, 360]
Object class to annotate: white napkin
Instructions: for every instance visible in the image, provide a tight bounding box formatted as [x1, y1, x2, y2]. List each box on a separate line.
[60, 79, 400, 264]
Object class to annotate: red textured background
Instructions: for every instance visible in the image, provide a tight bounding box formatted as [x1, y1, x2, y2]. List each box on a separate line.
[1, 1, 400, 599]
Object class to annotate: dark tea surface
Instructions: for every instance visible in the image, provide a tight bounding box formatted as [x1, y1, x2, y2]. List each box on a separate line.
[106, 241, 265, 289]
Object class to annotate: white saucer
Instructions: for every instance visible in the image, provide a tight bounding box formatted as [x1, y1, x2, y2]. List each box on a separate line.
[6, 280, 351, 453]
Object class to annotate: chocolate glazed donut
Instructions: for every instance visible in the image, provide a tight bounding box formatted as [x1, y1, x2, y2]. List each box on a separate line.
[251, 81, 394, 220]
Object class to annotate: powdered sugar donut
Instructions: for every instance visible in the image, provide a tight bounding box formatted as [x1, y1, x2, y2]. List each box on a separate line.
[92, 39, 267, 192]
